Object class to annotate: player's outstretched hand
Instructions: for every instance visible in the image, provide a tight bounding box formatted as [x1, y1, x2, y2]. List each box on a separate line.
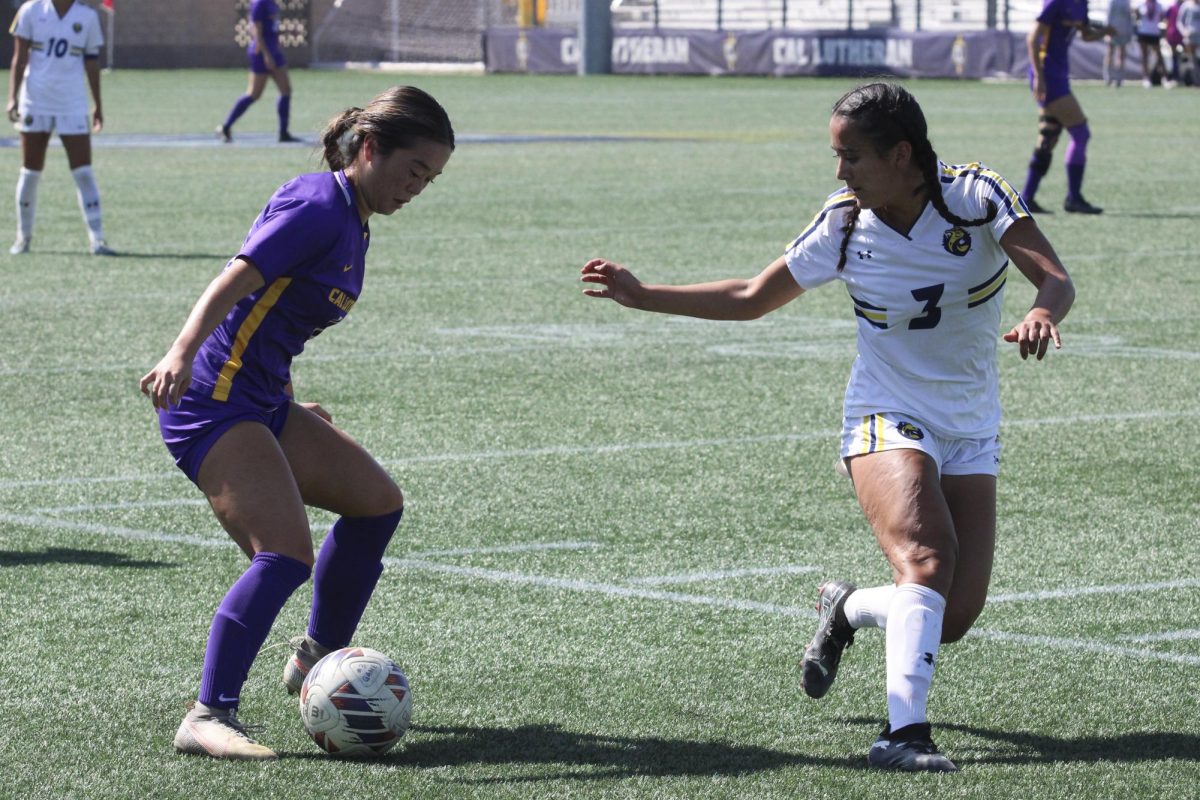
[581, 258, 643, 309]
[1002, 314, 1061, 361]
[139, 352, 192, 410]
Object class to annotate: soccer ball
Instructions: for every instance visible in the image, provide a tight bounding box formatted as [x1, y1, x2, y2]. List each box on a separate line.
[299, 646, 412, 756]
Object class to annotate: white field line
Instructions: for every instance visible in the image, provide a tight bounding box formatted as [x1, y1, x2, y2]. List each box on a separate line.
[4, 510, 1198, 667]
[39, 498, 209, 514]
[989, 578, 1200, 603]
[407, 541, 601, 558]
[1121, 629, 1200, 643]
[627, 565, 820, 585]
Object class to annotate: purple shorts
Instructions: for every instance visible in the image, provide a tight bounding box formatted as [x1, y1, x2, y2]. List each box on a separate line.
[249, 45, 287, 74]
[1030, 67, 1072, 105]
[158, 390, 291, 485]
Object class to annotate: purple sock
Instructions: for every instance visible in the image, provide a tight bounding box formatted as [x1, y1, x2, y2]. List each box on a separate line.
[198, 552, 311, 709]
[277, 94, 291, 135]
[1065, 122, 1090, 200]
[308, 509, 403, 649]
[223, 95, 255, 131]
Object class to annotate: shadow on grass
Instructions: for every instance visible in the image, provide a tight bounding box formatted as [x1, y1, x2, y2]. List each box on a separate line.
[0, 546, 171, 568]
[849, 717, 1200, 765]
[284, 722, 865, 779]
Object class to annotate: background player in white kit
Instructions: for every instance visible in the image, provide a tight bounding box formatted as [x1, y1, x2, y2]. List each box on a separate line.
[6, 0, 112, 255]
[581, 83, 1075, 772]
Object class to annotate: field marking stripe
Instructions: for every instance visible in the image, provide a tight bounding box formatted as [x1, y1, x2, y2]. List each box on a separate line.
[387, 557, 817, 619]
[407, 541, 600, 558]
[1, 407, 1196, 490]
[627, 565, 821, 585]
[5, 511, 1198, 668]
[990, 578, 1200, 603]
[1121, 629, 1200, 643]
[39, 498, 209, 514]
[967, 628, 1200, 666]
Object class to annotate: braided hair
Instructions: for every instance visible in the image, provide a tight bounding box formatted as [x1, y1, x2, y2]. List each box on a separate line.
[831, 83, 996, 271]
[320, 85, 455, 172]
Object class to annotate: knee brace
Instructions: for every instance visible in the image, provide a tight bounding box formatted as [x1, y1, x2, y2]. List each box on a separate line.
[1038, 114, 1063, 146]
[1029, 146, 1053, 177]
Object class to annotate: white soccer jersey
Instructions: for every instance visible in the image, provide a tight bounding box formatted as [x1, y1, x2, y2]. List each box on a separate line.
[10, 0, 104, 116]
[785, 162, 1030, 439]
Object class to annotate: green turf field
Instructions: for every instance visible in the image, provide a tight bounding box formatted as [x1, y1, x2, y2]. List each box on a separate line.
[0, 69, 1197, 799]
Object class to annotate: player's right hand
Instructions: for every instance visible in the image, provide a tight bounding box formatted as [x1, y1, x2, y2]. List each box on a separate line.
[139, 354, 192, 410]
[6, 100, 18, 123]
[581, 258, 643, 309]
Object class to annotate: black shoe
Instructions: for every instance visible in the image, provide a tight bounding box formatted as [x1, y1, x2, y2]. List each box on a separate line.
[278, 131, 301, 143]
[1024, 198, 1050, 214]
[216, 125, 232, 143]
[1064, 195, 1103, 214]
[800, 580, 856, 699]
[867, 722, 958, 772]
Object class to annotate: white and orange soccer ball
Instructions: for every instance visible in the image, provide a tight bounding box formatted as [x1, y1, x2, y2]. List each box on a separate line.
[299, 647, 412, 756]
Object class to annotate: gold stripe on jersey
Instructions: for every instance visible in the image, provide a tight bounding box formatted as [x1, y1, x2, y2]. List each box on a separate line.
[967, 263, 1008, 308]
[939, 162, 1029, 219]
[212, 278, 293, 402]
[29, 41, 45, 51]
[787, 189, 855, 251]
[859, 414, 884, 455]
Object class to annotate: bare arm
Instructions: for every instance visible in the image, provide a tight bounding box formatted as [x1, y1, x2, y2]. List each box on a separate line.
[253, 20, 275, 70]
[7, 37, 29, 122]
[999, 217, 1075, 360]
[139, 258, 267, 408]
[580, 255, 805, 321]
[84, 57, 102, 131]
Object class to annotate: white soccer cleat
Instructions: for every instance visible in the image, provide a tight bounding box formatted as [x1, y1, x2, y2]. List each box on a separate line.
[89, 238, 116, 256]
[173, 701, 277, 761]
[282, 633, 332, 694]
[9, 236, 30, 255]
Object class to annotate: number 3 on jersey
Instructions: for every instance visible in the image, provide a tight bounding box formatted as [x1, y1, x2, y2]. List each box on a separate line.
[908, 283, 944, 330]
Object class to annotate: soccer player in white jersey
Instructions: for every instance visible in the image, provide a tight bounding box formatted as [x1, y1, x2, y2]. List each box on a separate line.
[581, 83, 1075, 772]
[6, 0, 112, 255]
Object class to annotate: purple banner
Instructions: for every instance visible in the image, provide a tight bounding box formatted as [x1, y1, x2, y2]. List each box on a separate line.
[485, 26, 1114, 81]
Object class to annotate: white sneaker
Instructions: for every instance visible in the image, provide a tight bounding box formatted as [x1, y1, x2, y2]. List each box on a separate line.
[9, 236, 29, 255]
[173, 701, 277, 760]
[89, 238, 116, 256]
[282, 634, 332, 694]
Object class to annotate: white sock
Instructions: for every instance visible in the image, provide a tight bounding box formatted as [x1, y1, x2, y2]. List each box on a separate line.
[885, 582, 945, 732]
[15, 167, 41, 239]
[843, 584, 895, 630]
[71, 165, 104, 241]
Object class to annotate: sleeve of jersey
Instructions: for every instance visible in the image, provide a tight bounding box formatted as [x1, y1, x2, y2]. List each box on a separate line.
[239, 195, 337, 284]
[86, 13, 104, 54]
[10, 6, 31, 39]
[251, 1, 269, 24]
[969, 164, 1031, 243]
[1037, 0, 1062, 25]
[783, 192, 854, 290]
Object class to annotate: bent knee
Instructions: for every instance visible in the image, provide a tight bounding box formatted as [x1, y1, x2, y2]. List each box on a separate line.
[940, 604, 984, 643]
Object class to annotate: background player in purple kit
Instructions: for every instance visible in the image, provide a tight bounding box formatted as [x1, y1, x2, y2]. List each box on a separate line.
[141, 86, 454, 760]
[1023, 0, 1114, 214]
[218, 0, 297, 143]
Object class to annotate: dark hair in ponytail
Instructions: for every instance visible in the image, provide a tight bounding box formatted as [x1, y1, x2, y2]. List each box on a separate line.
[321, 85, 455, 172]
[831, 82, 995, 271]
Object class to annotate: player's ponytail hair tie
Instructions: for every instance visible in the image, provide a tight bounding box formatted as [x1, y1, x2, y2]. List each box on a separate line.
[320, 86, 455, 173]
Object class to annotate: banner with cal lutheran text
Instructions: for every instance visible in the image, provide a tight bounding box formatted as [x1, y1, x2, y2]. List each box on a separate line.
[485, 26, 1115, 81]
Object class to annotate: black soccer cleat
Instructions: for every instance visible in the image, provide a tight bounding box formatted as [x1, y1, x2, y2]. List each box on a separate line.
[800, 580, 856, 699]
[1063, 195, 1103, 214]
[867, 722, 958, 772]
[278, 131, 301, 143]
[216, 124, 232, 143]
[1024, 198, 1050, 214]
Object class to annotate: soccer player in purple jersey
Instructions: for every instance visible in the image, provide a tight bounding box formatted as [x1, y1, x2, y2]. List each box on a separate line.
[217, 0, 298, 143]
[141, 86, 453, 760]
[1023, 0, 1114, 214]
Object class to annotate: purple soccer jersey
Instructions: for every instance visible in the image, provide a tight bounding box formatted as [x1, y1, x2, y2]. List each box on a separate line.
[249, 0, 281, 53]
[1037, 0, 1090, 75]
[190, 171, 368, 407]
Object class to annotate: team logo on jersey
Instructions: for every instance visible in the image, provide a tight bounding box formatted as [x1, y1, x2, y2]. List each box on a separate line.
[942, 227, 972, 256]
[896, 421, 925, 441]
[73, 23, 82, 33]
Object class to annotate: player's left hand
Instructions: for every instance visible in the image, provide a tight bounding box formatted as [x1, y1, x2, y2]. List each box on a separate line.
[92, 109, 103, 133]
[1003, 314, 1062, 360]
[300, 401, 333, 424]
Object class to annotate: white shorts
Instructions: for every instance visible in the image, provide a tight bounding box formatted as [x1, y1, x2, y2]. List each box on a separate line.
[840, 412, 1001, 477]
[14, 113, 90, 135]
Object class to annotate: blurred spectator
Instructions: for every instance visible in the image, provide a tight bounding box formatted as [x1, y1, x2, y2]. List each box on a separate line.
[1106, 0, 1135, 85]
[1165, 0, 1185, 80]
[1135, 0, 1169, 85]
[1179, 0, 1200, 83]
